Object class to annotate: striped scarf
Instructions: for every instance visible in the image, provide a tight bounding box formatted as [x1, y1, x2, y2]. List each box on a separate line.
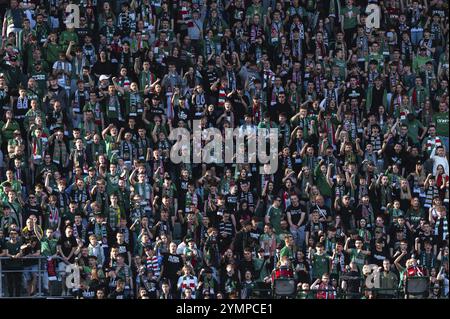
[424, 185, 439, 208]
[47, 205, 59, 230]
[108, 205, 121, 230]
[32, 137, 45, 162]
[435, 217, 448, 240]
[426, 137, 442, 153]
[179, 275, 197, 298]
[145, 255, 160, 276]
[331, 253, 346, 273]
[218, 87, 226, 108]
[53, 140, 68, 165]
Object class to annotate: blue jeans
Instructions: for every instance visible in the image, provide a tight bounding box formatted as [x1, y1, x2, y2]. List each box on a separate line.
[290, 225, 306, 251]
[440, 136, 449, 154]
[411, 28, 424, 46]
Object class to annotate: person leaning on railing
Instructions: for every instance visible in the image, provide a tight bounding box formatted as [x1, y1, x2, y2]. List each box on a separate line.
[377, 259, 399, 299]
[2, 229, 23, 297]
[20, 236, 41, 296]
[36, 228, 59, 296]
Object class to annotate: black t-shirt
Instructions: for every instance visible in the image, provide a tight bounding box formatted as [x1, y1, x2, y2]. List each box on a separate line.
[370, 247, 390, 267]
[344, 270, 361, 293]
[154, 220, 172, 238]
[417, 232, 437, 248]
[344, 86, 364, 104]
[286, 203, 307, 226]
[108, 289, 126, 299]
[148, 104, 165, 121]
[4, 241, 23, 270]
[162, 253, 183, 281]
[114, 242, 131, 264]
[22, 241, 41, 266]
[338, 205, 355, 228]
[248, 227, 262, 250]
[238, 259, 255, 278]
[305, 220, 326, 240]
[78, 286, 97, 299]
[315, 205, 333, 221]
[23, 204, 43, 226]
[225, 193, 238, 212]
[57, 235, 78, 263]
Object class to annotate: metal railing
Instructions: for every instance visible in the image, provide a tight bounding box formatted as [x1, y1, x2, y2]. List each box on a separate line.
[251, 278, 449, 299]
[0, 256, 69, 298]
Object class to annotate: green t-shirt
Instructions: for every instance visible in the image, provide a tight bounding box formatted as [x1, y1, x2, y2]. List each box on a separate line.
[104, 135, 119, 161]
[432, 112, 449, 137]
[406, 119, 425, 145]
[334, 58, 347, 78]
[314, 165, 332, 197]
[412, 55, 433, 74]
[366, 53, 385, 71]
[45, 42, 62, 66]
[312, 253, 330, 279]
[1, 120, 20, 140]
[266, 205, 282, 233]
[405, 208, 424, 228]
[106, 172, 120, 195]
[280, 245, 294, 260]
[104, 95, 121, 119]
[59, 30, 78, 50]
[350, 248, 366, 271]
[40, 237, 58, 257]
[341, 6, 360, 29]
[253, 258, 270, 282]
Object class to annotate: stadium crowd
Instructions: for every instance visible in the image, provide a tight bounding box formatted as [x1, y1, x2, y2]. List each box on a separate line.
[0, 0, 448, 299]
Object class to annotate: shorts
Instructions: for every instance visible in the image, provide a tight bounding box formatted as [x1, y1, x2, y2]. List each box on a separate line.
[23, 264, 39, 281]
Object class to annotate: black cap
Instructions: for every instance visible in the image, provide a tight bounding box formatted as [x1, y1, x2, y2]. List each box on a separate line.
[203, 267, 213, 273]
[94, 211, 104, 217]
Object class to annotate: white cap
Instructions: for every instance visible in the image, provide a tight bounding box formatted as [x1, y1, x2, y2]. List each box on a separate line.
[99, 74, 110, 81]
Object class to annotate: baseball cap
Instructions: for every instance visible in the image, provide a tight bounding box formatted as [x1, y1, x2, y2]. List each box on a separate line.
[99, 74, 110, 81]
[94, 211, 104, 217]
[203, 267, 213, 273]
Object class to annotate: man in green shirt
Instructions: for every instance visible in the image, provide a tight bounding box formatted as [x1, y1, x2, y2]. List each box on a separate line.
[412, 46, 433, 74]
[314, 160, 333, 198]
[345, 237, 371, 273]
[101, 124, 120, 162]
[265, 197, 282, 234]
[37, 228, 59, 295]
[333, 49, 347, 79]
[405, 113, 426, 146]
[30, 61, 48, 97]
[309, 243, 331, 280]
[43, 32, 62, 67]
[59, 26, 79, 51]
[432, 101, 449, 151]
[280, 234, 296, 262]
[340, 0, 360, 47]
